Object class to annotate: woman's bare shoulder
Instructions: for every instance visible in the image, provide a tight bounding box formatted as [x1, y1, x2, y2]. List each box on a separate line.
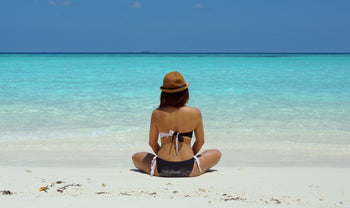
[153, 106, 201, 116]
[182, 106, 202, 115]
[152, 107, 171, 118]
[151, 109, 161, 120]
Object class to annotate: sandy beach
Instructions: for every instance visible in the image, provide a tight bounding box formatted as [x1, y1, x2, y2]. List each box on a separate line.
[1, 147, 349, 208]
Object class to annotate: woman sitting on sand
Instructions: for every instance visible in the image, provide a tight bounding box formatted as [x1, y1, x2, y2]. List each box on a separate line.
[132, 71, 221, 177]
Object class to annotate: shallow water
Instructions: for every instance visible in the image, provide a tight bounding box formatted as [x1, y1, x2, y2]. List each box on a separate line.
[1, 54, 349, 164]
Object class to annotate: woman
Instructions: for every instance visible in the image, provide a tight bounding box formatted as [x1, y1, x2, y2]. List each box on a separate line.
[132, 71, 221, 177]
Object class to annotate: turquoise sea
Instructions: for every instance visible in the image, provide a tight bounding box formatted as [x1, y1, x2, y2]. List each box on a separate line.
[1, 54, 350, 166]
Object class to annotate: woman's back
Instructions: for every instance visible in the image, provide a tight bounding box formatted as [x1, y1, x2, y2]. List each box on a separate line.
[152, 106, 202, 161]
[154, 106, 200, 133]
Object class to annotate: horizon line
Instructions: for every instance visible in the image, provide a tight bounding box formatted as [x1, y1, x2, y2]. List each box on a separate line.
[1, 52, 350, 55]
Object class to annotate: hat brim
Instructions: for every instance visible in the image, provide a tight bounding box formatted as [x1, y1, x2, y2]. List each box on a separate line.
[160, 82, 190, 93]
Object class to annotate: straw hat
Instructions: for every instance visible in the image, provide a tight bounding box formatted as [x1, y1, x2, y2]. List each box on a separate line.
[160, 71, 190, 93]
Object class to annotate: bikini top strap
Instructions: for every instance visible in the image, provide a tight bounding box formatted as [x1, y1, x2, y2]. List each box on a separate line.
[159, 130, 175, 138]
[159, 130, 193, 139]
[179, 131, 193, 138]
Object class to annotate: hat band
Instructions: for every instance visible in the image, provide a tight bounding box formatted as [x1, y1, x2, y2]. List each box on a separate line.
[161, 84, 187, 91]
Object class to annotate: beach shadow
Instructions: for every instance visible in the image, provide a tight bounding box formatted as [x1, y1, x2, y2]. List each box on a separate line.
[205, 169, 218, 173]
[129, 168, 149, 175]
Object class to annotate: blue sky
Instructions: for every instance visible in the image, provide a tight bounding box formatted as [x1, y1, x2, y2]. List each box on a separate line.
[0, 0, 349, 53]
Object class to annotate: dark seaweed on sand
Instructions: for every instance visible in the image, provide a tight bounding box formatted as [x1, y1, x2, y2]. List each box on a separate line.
[1, 190, 13, 195]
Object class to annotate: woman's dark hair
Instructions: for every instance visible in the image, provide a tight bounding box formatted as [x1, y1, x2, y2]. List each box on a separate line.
[159, 89, 189, 108]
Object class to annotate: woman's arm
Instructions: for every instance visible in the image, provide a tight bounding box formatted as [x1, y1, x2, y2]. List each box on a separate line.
[192, 110, 204, 155]
[149, 110, 160, 154]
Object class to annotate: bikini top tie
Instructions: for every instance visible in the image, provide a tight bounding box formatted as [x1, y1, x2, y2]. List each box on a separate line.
[171, 131, 183, 143]
[159, 130, 193, 155]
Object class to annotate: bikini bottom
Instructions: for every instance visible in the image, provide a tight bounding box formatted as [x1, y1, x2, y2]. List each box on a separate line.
[156, 157, 194, 177]
[150, 156, 202, 177]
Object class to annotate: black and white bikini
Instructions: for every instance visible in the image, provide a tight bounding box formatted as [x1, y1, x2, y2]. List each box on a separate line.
[150, 130, 202, 177]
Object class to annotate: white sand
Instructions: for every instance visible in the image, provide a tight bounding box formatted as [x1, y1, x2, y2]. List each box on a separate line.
[1, 140, 349, 207]
[1, 165, 349, 208]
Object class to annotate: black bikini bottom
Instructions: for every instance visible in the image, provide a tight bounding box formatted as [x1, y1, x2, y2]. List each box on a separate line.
[156, 157, 194, 177]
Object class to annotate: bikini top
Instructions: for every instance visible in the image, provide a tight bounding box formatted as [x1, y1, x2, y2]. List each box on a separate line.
[159, 130, 193, 155]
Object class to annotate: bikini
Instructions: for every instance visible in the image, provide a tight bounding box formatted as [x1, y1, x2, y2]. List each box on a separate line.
[150, 130, 202, 177]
